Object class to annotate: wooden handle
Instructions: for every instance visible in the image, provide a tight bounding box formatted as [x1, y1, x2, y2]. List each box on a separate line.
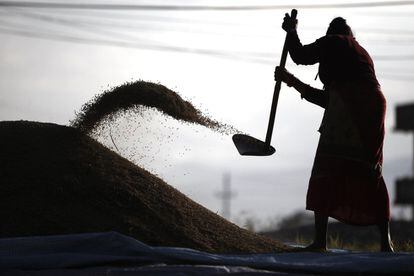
[264, 9, 297, 149]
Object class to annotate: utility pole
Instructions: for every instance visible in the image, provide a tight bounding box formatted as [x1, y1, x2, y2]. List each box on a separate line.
[215, 172, 236, 220]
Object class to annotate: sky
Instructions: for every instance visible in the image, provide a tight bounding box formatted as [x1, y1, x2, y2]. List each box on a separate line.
[1, 0, 414, 229]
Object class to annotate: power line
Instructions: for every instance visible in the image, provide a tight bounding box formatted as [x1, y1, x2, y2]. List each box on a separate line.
[379, 74, 414, 81]
[4, 9, 165, 45]
[1, 1, 414, 11]
[6, 9, 270, 40]
[2, 10, 414, 61]
[7, 7, 414, 46]
[14, 5, 414, 29]
[1, 26, 413, 82]
[355, 10, 414, 17]
[1, 9, 413, 82]
[1, 23, 414, 64]
[0, 9, 277, 58]
[310, 26, 414, 36]
[375, 54, 414, 60]
[0, 26, 275, 64]
[4, 6, 414, 41]
[40, 7, 243, 27]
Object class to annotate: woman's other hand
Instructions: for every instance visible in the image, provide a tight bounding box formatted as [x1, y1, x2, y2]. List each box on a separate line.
[282, 13, 298, 32]
[274, 66, 295, 87]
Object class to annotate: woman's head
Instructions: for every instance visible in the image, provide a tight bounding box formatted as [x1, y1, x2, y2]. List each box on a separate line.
[326, 17, 353, 36]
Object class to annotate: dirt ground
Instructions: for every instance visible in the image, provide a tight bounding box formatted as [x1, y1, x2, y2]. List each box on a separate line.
[0, 120, 288, 253]
[262, 219, 414, 251]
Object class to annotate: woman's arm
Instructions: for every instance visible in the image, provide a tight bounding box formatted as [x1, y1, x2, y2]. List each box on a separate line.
[275, 67, 326, 108]
[295, 80, 327, 108]
[281, 13, 321, 65]
[287, 31, 321, 65]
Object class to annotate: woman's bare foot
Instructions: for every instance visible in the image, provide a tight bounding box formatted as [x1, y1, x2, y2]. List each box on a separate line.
[377, 221, 394, 252]
[381, 241, 394, 252]
[286, 212, 329, 253]
[304, 242, 327, 252]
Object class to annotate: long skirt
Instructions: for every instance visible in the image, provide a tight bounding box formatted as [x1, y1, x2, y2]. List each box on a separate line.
[307, 155, 390, 225]
[306, 81, 390, 225]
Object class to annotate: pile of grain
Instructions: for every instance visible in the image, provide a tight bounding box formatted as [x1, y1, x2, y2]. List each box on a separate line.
[0, 121, 287, 253]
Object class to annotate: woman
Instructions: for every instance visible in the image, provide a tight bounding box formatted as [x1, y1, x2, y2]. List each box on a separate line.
[275, 15, 393, 252]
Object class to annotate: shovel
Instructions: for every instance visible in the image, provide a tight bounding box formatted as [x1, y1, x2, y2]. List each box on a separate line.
[233, 9, 297, 156]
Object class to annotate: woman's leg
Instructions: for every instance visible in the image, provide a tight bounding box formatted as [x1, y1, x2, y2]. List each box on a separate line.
[377, 221, 394, 252]
[306, 212, 328, 251]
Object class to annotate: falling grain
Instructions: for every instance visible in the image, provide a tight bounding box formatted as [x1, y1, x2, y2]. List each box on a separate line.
[70, 81, 238, 135]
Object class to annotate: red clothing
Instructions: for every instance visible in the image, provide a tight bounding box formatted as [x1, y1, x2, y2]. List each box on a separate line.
[287, 33, 379, 87]
[287, 31, 390, 225]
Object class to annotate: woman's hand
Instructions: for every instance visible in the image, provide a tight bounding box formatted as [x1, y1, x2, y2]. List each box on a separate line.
[282, 13, 298, 32]
[274, 66, 295, 87]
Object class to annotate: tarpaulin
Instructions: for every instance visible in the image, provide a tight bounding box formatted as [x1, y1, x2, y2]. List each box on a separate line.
[1, 232, 412, 275]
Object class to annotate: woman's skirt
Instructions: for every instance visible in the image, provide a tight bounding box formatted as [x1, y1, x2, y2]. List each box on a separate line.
[306, 81, 390, 225]
[306, 154, 390, 225]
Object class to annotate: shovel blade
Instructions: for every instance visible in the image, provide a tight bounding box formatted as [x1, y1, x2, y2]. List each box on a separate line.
[232, 134, 275, 156]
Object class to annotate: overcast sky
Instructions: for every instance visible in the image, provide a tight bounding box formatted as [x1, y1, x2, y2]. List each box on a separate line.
[1, 0, 414, 228]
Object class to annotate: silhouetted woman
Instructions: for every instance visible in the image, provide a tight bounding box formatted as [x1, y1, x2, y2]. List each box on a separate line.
[275, 15, 393, 252]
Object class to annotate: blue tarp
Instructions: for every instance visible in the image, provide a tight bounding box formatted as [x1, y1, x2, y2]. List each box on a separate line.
[1, 232, 413, 275]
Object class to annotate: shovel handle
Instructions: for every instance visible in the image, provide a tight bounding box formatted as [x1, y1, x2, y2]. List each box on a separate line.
[264, 9, 297, 149]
